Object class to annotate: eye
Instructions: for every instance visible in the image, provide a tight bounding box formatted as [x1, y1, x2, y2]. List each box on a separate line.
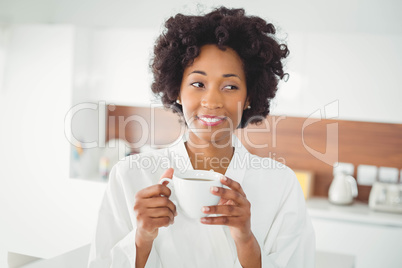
[223, 85, 239, 90]
[191, 82, 204, 88]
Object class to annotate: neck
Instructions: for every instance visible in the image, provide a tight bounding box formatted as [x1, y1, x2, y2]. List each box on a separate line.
[184, 132, 234, 174]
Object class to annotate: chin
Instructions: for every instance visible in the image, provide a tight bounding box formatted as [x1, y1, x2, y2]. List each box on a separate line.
[190, 131, 232, 145]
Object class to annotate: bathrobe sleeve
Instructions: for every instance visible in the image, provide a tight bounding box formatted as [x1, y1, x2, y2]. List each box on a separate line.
[260, 169, 316, 267]
[87, 164, 160, 268]
[234, 165, 315, 268]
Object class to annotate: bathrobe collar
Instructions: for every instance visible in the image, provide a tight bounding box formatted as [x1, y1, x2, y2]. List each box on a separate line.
[168, 131, 248, 185]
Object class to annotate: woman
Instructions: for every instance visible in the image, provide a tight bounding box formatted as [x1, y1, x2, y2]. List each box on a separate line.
[88, 7, 315, 268]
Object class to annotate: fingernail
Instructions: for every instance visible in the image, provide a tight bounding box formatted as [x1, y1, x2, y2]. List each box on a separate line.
[202, 206, 210, 212]
[200, 218, 208, 223]
[211, 186, 219, 192]
[222, 176, 228, 182]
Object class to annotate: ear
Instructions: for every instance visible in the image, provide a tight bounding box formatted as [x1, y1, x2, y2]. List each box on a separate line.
[243, 98, 250, 110]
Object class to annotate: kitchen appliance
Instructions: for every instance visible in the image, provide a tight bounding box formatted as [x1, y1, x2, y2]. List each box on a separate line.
[369, 182, 402, 213]
[328, 172, 358, 205]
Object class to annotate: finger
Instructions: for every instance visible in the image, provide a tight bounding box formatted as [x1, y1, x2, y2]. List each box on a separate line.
[136, 184, 172, 199]
[211, 186, 246, 206]
[218, 199, 236, 206]
[218, 198, 229, 205]
[148, 207, 176, 222]
[135, 212, 174, 230]
[145, 196, 177, 216]
[221, 176, 246, 197]
[147, 216, 173, 228]
[159, 167, 174, 185]
[202, 205, 242, 216]
[200, 216, 238, 226]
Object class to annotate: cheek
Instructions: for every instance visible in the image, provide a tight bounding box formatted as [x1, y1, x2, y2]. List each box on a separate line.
[229, 97, 247, 122]
[181, 96, 198, 117]
[226, 97, 246, 113]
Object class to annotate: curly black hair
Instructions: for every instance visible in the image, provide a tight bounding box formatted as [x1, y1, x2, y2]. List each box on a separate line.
[151, 6, 289, 128]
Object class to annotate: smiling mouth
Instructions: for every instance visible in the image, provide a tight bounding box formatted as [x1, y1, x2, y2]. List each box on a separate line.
[197, 116, 226, 126]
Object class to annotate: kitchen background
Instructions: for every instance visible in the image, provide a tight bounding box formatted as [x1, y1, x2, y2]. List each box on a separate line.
[0, 0, 401, 267]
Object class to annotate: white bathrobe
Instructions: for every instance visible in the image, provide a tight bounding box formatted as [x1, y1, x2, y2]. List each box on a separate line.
[88, 134, 315, 268]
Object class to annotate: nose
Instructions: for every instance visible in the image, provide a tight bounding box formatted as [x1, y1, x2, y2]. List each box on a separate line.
[201, 87, 223, 109]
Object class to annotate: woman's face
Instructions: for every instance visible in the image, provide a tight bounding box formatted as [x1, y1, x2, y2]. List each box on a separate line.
[179, 44, 249, 146]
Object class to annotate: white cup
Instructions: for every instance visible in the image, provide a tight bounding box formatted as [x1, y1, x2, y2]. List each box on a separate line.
[160, 170, 223, 219]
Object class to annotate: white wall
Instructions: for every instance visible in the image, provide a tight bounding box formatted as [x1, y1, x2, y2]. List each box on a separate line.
[273, 31, 402, 123]
[0, 25, 106, 266]
[0, 24, 72, 183]
[1, 0, 401, 123]
[70, 26, 402, 123]
[1, 0, 401, 34]
[78, 28, 156, 106]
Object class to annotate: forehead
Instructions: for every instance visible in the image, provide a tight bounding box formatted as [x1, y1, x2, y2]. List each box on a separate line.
[184, 44, 245, 77]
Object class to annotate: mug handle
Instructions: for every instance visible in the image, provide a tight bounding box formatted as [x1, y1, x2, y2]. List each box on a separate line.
[159, 177, 173, 185]
[158, 178, 177, 206]
[159, 177, 173, 198]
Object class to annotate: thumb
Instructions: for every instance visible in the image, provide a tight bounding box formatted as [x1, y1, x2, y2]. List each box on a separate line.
[159, 167, 174, 185]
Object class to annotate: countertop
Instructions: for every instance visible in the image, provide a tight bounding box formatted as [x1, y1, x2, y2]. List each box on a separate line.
[306, 197, 402, 227]
[18, 244, 356, 268]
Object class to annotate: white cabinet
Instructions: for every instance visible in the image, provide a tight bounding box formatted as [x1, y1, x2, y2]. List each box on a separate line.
[308, 198, 402, 268]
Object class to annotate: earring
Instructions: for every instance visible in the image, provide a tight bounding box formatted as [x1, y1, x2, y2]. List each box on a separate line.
[247, 105, 251, 109]
[176, 99, 181, 105]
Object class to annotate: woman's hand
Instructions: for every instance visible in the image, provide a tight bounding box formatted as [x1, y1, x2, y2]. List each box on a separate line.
[201, 176, 261, 268]
[200, 176, 252, 243]
[134, 168, 177, 245]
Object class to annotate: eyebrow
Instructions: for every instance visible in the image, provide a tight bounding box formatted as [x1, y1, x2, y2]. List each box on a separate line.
[188, 70, 241, 80]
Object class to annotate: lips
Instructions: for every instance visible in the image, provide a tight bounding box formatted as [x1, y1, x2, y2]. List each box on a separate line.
[197, 115, 226, 126]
